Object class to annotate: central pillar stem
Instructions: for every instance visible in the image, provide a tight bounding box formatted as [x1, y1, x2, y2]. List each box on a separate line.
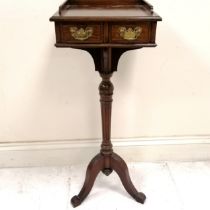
[71, 48, 146, 208]
[99, 73, 114, 175]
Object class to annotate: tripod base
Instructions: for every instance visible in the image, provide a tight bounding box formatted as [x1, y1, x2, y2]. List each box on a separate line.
[71, 152, 146, 208]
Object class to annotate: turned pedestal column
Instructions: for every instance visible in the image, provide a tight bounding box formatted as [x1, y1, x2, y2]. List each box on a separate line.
[71, 48, 146, 208]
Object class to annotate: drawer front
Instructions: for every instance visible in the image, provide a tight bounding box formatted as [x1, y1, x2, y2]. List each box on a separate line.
[110, 22, 151, 43]
[60, 23, 103, 43]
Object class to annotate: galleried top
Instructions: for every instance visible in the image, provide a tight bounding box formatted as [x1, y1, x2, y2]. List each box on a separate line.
[50, 0, 161, 21]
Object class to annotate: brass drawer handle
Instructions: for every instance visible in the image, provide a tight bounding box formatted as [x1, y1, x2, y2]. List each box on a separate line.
[119, 26, 142, 40]
[70, 27, 93, 41]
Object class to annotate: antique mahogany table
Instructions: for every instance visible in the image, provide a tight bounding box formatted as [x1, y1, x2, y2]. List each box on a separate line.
[50, 0, 161, 207]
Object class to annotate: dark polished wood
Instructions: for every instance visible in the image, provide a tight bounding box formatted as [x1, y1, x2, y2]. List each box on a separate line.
[61, 23, 103, 43]
[50, 0, 161, 207]
[70, 70, 147, 208]
[71, 153, 104, 207]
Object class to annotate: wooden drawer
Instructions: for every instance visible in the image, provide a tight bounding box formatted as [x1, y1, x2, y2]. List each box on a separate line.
[110, 22, 151, 43]
[60, 23, 103, 43]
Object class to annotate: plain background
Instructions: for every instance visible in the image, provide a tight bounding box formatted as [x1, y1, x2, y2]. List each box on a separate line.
[0, 0, 210, 143]
[0, 3, 210, 210]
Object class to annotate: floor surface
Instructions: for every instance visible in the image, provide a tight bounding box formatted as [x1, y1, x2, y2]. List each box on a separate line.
[0, 161, 210, 210]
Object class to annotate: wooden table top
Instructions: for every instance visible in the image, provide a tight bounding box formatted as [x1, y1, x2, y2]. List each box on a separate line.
[51, 6, 161, 21]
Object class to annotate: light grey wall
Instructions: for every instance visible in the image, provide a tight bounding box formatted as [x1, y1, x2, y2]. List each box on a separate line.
[0, 0, 210, 143]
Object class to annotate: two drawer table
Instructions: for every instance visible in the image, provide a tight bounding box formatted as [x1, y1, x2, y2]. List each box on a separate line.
[50, 0, 161, 207]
